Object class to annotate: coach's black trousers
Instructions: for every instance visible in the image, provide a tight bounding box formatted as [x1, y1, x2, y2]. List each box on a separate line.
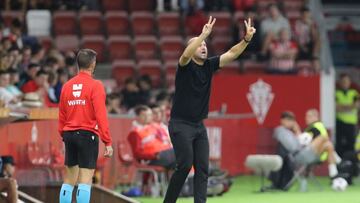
[164, 119, 209, 203]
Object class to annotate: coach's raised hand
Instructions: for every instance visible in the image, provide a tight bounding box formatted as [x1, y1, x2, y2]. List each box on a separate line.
[201, 16, 216, 38]
[244, 18, 256, 42]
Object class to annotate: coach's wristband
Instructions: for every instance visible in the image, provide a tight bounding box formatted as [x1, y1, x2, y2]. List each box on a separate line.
[244, 37, 251, 43]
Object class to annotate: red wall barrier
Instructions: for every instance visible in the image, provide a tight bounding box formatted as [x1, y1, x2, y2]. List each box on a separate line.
[210, 75, 320, 128]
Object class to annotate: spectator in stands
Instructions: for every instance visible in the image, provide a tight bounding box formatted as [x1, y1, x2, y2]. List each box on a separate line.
[19, 46, 32, 73]
[336, 74, 359, 158]
[21, 69, 48, 93]
[234, 8, 261, 59]
[121, 78, 142, 110]
[0, 70, 19, 107]
[54, 69, 69, 102]
[268, 28, 298, 74]
[18, 63, 40, 88]
[138, 75, 153, 106]
[260, 3, 291, 57]
[7, 45, 22, 70]
[150, 103, 172, 146]
[0, 51, 10, 71]
[64, 52, 77, 78]
[294, 7, 321, 72]
[204, 0, 232, 11]
[128, 105, 175, 169]
[106, 93, 124, 114]
[30, 44, 45, 64]
[180, 0, 204, 14]
[6, 68, 22, 100]
[2, 19, 23, 49]
[0, 156, 18, 203]
[157, 0, 179, 12]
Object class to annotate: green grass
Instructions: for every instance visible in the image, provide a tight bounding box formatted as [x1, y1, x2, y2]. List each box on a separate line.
[134, 176, 360, 203]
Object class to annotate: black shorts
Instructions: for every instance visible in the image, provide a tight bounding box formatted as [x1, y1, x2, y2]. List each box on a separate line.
[62, 130, 99, 169]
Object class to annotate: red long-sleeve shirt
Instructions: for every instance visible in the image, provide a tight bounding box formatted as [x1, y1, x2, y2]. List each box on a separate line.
[58, 71, 112, 146]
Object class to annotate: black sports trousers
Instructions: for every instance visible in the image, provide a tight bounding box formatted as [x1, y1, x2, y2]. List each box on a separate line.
[164, 119, 209, 203]
[62, 130, 99, 169]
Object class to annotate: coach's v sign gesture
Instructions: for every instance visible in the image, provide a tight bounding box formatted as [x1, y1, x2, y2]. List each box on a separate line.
[219, 18, 256, 67]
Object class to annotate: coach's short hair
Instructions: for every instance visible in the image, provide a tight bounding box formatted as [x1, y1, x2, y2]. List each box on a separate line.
[134, 105, 150, 116]
[76, 49, 97, 70]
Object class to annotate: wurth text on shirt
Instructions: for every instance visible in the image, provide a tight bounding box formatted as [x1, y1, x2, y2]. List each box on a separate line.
[68, 84, 86, 106]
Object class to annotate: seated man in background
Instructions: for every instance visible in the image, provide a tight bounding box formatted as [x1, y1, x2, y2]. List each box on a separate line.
[0, 156, 18, 203]
[149, 103, 172, 146]
[128, 105, 175, 170]
[271, 111, 344, 189]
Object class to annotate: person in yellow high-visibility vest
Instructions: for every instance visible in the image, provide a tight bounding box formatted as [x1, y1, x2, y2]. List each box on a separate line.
[335, 73, 360, 158]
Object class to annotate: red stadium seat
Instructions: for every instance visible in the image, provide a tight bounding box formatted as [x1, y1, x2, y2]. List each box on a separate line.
[111, 60, 136, 85]
[53, 11, 77, 35]
[129, 0, 155, 11]
[82, 35, 107, 62]
[209, 12, 232, 36]
[55, 35, 79, 52]
[216, 62, 240, 75]
[1, 11, 24, 27]
[243, 61, 266, 74]
[37, 36, 53, 52]
[108, 36, 133, 60]
[210, 38, 231, 56]
[164, 60, 178, 88]
[138, 60, 163, 87]
[131, 12, 155, 36]
[160, 36, 184, 60]
[105, 11, 130, 35]
[79, 11, 103, 35]
[134, 36, 158, 60]
[157, 12, 182, 36]
[284, 0, 304, 11]
[102, 0, 127, 10]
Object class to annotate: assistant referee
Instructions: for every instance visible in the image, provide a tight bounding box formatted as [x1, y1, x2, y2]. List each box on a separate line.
[58, 49, 113, 203]
[163, 17, 256, 203]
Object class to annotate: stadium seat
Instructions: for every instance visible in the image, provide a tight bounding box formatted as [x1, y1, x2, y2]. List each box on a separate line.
[55, 35, 80, 52]
[53, 11, 77, 35]
[164, 60, 178, 88]
[234, 11, 245, 23]
[210, 38, 231, 56]
[79, 11, 103, 35]
[284, 0, 304, 11]
[26, 10, 51, 36]
[242, 61, 266, 74]
[108, 36, 133, 60]
[37, 36, 53, 52]
[216, 62, 240, 75]
[102, 0, 127, 10]
[209, 12, 232, 36]
[138, 60, 163, 88]
[1, 11, 24, 27]
[134, 36, 158, 60]
[129, 0, 155, 11]
[157, 12, 182, 36]
[160, 36, 184, 60]
[131, 12, 155, 36]
[105, 11, 130, 35]
[82, 35, 107, 62]
[111, 60, 136, 85]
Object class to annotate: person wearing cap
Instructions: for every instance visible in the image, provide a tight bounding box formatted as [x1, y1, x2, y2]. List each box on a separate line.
[0, 156, 18, 203]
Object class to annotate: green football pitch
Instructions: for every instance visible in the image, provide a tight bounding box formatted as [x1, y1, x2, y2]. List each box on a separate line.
[134, 175, 360, 203]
